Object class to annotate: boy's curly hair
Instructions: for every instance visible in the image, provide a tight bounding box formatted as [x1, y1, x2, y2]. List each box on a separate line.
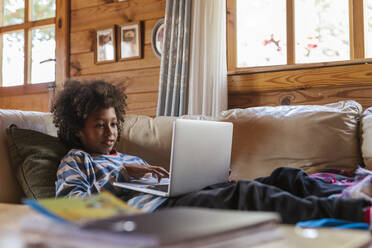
[51, 80, 127, 149]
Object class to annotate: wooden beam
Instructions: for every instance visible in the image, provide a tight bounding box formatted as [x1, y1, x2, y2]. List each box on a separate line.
[226, 0, 236, 71]
[55, 0, 70, 89]
[286, 0, 294, 64]
[349, 0, 365, 59]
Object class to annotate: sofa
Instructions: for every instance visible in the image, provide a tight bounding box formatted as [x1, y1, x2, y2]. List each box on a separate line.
[1, 100, 372, 204]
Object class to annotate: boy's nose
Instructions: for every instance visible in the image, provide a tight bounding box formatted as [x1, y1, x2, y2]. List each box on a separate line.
[105, 125, 115, 135]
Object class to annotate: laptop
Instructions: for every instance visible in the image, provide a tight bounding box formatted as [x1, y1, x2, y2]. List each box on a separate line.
[113, 119, 233, 197]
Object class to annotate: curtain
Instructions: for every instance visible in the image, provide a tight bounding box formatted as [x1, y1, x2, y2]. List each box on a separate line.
[157, 0, 191, 116]
[188, 0, 227, 117]
[157, 0, 227, 117]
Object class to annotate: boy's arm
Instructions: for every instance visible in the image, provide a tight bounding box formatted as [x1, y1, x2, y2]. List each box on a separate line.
[55, 156, 92, 198]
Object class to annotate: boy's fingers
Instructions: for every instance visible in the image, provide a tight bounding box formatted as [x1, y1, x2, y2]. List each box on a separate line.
[149, 165, 169, 177]
[153, 166, 169, 177]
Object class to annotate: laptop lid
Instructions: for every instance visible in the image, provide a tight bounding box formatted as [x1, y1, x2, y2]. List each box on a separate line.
[114, 119, 233, 197]
[168, 119, 233, 196]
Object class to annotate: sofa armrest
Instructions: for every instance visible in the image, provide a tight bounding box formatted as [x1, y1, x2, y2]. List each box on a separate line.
[0, 109, 56, 203]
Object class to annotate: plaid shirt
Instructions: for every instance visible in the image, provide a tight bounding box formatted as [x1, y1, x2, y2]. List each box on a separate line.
[56, 149, 166, 212]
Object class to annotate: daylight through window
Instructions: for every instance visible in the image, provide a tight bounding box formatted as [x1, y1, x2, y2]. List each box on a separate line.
[0, 0, 56, 87]
[235, 0, 372, 69]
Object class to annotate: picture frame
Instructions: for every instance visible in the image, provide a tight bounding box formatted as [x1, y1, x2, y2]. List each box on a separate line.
[118, 22, 142, 61]
[151, 18, 165, 59]
[94, 26, 116, 64]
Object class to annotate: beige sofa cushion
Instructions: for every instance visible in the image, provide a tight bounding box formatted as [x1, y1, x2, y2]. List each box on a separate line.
[218, 100, 363, 181]
[361, 107, 372, 170]
[118, 115, 178, 171]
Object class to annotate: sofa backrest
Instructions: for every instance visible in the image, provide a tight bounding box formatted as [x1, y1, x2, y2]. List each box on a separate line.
[119, 114, 214, 171]
[0, 100, 364, 203]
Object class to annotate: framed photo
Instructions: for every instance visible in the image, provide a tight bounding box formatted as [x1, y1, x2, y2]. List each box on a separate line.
[95, 26, 116, 64]
[118, 22, 142, 61]
[151, 18, 165, 59]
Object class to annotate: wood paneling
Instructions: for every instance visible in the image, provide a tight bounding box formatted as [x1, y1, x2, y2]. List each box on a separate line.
[70, 0, 165, 116]
[70, 19, 156, 54]
[126, 91, 158, 116]
[229, 83, 372, 110]
[229, 64, 372, 94]
[71, 0, 165, 32]
[228, 63, 372, 109]
[70, 45, 159, 76]
[229, 64, 372, 108]
[71, 0, 115, 10]
[0, 93, 49, 112]
[70, 67, 160, 94]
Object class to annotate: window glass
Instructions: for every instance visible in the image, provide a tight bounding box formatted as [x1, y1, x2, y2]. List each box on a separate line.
[31, 0, 56, 21]
[295, 0, 350, 63]
[236, 0, 286, 67]
[365, 0, 372, 58]
[31, 26, 55, 84]
[2, 0, 24, 26]
[2, 31, 24, 86]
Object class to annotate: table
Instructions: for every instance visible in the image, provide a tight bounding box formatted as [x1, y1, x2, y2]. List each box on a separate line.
[0, 203, 371, 248]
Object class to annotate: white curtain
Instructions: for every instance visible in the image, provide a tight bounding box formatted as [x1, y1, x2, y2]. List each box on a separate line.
[188, 0, 227, 117]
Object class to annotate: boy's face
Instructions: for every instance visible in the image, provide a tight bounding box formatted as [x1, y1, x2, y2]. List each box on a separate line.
[77, 107, 118, 155]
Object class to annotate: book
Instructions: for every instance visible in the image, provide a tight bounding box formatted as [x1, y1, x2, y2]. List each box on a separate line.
[82, 207, 282, 247]
[23, 191, 143, 224]
[21, 193, 282, 247]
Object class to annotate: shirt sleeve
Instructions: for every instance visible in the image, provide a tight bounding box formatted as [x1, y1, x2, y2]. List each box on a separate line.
[55, 152, 93, 198]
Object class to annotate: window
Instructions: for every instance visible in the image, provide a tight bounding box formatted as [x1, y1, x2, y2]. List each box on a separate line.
[230, 0, 372, 72]
[0, 0, 56, 87]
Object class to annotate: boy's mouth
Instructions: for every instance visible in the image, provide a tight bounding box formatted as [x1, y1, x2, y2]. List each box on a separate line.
[103, 140, 115, 146]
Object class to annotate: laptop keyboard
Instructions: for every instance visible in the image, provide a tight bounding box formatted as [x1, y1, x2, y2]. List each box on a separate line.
[147, 184, 169, 192]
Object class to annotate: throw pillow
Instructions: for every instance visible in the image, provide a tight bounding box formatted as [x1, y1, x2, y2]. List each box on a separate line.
[360, 107, 372, 170]
[218, 100, 363, 181]
[6, 124, 68, 199]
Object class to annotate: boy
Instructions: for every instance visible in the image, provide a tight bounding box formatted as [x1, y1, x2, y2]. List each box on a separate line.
[53, 79, 371, 224]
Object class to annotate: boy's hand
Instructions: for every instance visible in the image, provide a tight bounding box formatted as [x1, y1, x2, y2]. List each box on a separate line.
[124, 164, 169, 182]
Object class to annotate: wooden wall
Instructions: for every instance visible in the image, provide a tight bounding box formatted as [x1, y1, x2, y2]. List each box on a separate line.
[0, 92, 49, 111]
[69, 0, 165, 116]
[228, 63, 372, 110]
[2, 1, 372, 114]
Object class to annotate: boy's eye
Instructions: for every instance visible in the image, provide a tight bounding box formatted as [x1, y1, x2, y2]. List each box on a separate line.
[111, 122, 117, 127]
[95, 123, 104, 128]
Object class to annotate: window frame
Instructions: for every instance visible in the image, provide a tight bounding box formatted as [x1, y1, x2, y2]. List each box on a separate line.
[0, 0, 69, 95]
[227, 0, 372, 75]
